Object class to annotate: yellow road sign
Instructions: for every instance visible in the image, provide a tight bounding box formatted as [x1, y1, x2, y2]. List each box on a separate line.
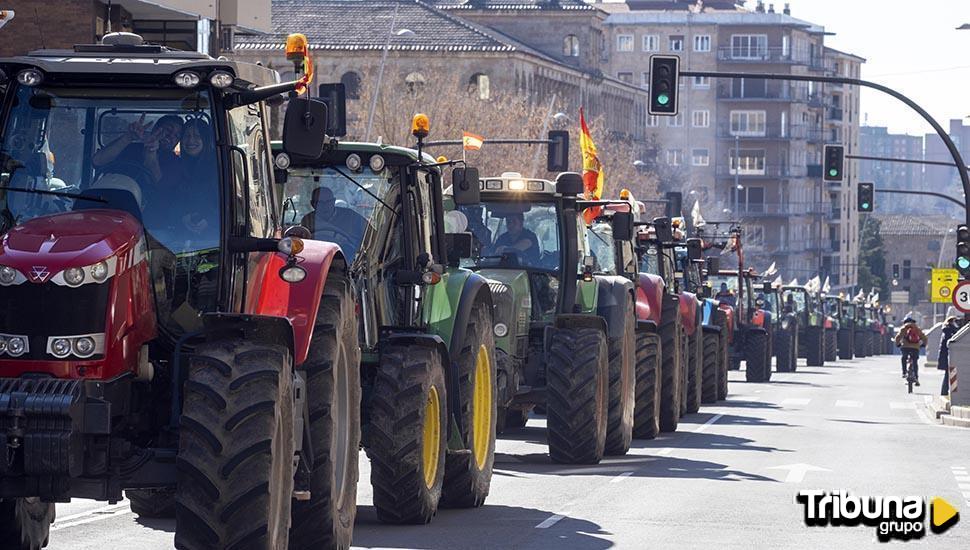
[932, 268, 960, 303]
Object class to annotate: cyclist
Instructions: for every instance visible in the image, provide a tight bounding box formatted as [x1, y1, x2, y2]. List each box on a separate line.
[894, 316, 927, 385]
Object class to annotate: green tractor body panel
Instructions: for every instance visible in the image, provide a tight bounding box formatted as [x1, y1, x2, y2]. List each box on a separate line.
[577, 278, 599, 314]
[423, 269, 462, 352]
[472, 268, 532, 357]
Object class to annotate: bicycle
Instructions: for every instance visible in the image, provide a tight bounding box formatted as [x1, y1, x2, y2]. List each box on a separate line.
[905, 351, 918, 394]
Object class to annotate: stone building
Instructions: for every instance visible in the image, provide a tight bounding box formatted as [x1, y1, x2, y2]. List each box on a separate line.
[859, 125, 925, 214]
[0, 0, 268, 56]
[597, 0, 864, 288]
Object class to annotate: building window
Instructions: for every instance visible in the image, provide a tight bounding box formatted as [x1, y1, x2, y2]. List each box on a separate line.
[646, 115, 660, 127]
[729, 149, 766, 175]
[730, 34, 768, 59]
[617, 72, 634, 84]
[729, 110, 767, 136]
[563, 34, 580, 57]
[746, 224, 765, 246]
[642, 35, 659, 52]
[667, 112, 684, 127]
[669, 35, 684, 52]
[666, 149, 683, 166]
[340, 71, 361, 99]
[692, 76, 710, 89]
[617, 35, 634, 52]
[691, 110, 710, 128]
[693, 35, 711, 52]
[692, 148, 710, 166]
[641, 72, 650, 90]
[468, 73, 490, 100]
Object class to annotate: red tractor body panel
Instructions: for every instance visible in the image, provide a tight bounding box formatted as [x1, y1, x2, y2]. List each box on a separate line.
[635, 272, 664, 325]
[751, 309, 766, 328]
[679, 291, 699, 336]
[252, 239, 343, 365]
[0, 210, 156, 380]
[719, 303, 736, 344]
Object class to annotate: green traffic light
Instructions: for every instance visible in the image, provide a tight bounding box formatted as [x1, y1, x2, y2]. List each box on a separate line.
[829, 169, 839, 177]
[657, 94, 670, 106]
[959, 257, 970, 270]
[861, 202, 870, 210]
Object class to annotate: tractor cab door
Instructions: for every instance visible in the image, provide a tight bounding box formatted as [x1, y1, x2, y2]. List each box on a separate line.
[403, 167, 442, 328]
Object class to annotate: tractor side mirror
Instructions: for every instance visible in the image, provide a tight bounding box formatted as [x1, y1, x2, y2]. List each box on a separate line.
[282, 97, 329, 158]
[611, 211, 634, 242]
[451, 167, 481, 206]
[686, 238, 702, 261]
[652, 217, 673, 243]
[706, 256, 720, 274]
[445, 233, 475, 266]
[555, 172, 584, 196]
[317, 82, 348, 137]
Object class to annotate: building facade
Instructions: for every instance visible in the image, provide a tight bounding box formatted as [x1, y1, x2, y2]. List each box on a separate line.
[859, 126, 925, 214]
[599, 0, 864, 287]
[925, 119, 970, 217]
[877, 215, 956, 323]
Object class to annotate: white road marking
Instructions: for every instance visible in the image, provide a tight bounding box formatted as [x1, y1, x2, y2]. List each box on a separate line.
[835, 400, 863, 408]
[959, 484, 970, 491]
[768, 463, 831, 483]
[51, 503, 133, 531]
[962, 492, 970, 501]
[753, 389, 764, 393]
[781, 398, 812, 406]
[610, 471, 634, 483]
[694, 414, 724, 433]
[954, 476, 970, 483]
[535, 514, 567, 529]
[890, 402, 917, 410]
[657, 448, 673, 456]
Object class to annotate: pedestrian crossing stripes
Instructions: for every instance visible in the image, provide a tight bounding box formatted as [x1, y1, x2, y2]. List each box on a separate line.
[835, 400, 863, 408]
[951, 467, 970, 506]
[781, 398, 811, 406]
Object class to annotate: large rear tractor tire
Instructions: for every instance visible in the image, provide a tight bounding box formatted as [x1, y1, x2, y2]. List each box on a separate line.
[658, 295, 683, 432]
[633, 331, 662, 439]
[604, 301, 636, 456]
[0, 498, 54, 550]
[290, 273, 361, 548]
[441, 300, 498, 509]
[127, 489, 175, 519]
[837, 329, 854, 360]
[701, 328, 719, 404]
[369, 346, 448, 524]
[175, 341, 295, 550]
[774, 330, 795, 372]
[824, 329, 837, 362]
[854, 331, 868, 358]
[685, 328, 702, 414]
[503, 408, 530, 430]
[716, 311, 730, 401]
[546, 326, 609, 464]
[805, 326, 825, 367]
[744, 329, 770, 383]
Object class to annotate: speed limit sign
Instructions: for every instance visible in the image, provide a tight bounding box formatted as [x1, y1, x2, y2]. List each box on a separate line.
[953, 281, 970, 313]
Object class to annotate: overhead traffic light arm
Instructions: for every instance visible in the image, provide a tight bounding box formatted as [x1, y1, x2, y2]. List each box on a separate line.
[874, 188, 966, 209]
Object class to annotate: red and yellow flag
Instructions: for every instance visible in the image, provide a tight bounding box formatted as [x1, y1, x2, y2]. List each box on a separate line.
[579, 108, 604, 223]
[462, 131, 484, 151]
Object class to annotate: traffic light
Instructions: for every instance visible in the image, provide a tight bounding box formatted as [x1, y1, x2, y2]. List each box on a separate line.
[957, 225, 970, 277]
[547, 130, 569, 172]
[857, 182, 874, 212]
[823, 144, 844, 182]
[649, 55, 679, 116]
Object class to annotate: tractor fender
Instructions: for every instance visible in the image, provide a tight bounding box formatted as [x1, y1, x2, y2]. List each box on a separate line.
[595, 275, 636, 341]
[201, 313, 296, 357]
[719, 303, 736, 344]
[553, 313, 608, 334]
[446, 271, 494, 357]
[701, 298, 719, 326]
[679, 291, 699, 337]
[635, 272, 665, 325]
[251, 239, 345, 366]
[637, 320, 658, 334]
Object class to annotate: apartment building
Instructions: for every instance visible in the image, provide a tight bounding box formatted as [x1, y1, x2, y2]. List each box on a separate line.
[925, 119, 970, 217]
[601, 0, 863, 287]
[859, 126, 925, 214]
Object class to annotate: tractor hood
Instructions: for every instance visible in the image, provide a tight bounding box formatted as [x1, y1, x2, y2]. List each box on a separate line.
[0, 210, 143, 283]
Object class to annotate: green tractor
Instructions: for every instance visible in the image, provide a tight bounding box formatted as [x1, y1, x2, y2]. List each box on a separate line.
[838, 298, 857, 360]
[781, 284, 826, 367]
[275, 114, 501, 531]
[822, 295, 849, 361]
[447, 172, 638, 462]
[765, 279, 799, 372]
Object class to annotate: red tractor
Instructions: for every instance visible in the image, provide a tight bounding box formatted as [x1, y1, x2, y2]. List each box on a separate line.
[0, 33, 351, 549]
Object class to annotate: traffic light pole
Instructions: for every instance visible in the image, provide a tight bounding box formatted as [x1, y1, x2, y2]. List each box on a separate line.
[680, 69, 970, 226]
[874, 188, 966, 209]
[847, 153, 969, 170]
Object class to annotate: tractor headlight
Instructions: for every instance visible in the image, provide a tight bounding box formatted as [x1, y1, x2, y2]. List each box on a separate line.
[90, 261, 109, 282]
[5, 336, 26, 357]
[63, 267, 85, 286]
[369, 154, 386, 173]
[173, 70, 201, 88]
[50, 338, 71, 358]
[209, 70, 234, 89]
[0, 265, 18, 285]
[16, 68, 43, 87]
[493, 323, 508, 338]
[73, 337, 97, 358]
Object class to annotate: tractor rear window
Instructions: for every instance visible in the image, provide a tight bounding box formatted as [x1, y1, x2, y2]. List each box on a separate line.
[458, 201, 560, 271]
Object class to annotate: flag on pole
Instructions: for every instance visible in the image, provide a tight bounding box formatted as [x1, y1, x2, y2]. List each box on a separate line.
[790, 278, 799, 286]
[691, 200, 706, 228]
[763, 262, 777, 277]
[772, 275, 783, 287]
[462, 131, 484, 151]
[822, 277, 831, 294]
[579, 108, 604, 224]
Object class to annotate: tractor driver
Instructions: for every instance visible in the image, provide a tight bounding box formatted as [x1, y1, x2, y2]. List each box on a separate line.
[93, 114, 183, 185]
[493, 212, 539, 265]
[301, 186, 368, 261]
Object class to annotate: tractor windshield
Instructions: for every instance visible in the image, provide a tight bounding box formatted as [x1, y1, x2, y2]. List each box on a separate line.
[708, 274, 739, 307]
[281, 165, 392, 263]
[459, 200, 560, 271]
[783, 289, 808, 313]
[0, 84, 221, 336]
[588, 221, 616, 274]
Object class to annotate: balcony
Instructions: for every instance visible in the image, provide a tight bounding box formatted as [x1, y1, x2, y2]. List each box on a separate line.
[716, 86, 808, 103]
[807, 94, 826, 108]
[827, 108, 844, 121]
[732, 202, 830, 217]
[717, 47, 816, 65]
[807, 164, 823, 178]
[715, 164, 808, 178]
[717, 123, 811, 140]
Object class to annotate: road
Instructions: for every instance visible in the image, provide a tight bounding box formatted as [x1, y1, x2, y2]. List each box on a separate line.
[49, 354, 970, 549]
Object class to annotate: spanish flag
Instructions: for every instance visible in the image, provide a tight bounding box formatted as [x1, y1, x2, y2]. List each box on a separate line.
[463, 131, 485, 151]
[579, 108, 604, 223]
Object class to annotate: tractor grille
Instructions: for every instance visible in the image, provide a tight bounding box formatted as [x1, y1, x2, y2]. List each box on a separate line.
[0, 282, 109, 360]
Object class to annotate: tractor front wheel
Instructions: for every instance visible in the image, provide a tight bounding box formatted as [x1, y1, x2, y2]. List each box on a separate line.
[0, 498, 54, 550]
[774, 329, 795, 372]
[605, 301, 636, 456]
[633, 332, 662, 439]
[701, 328, 719, 404]
[658, 295, 683, 432]
[744, 329, 770, 383]
[805, 326, 824, 367]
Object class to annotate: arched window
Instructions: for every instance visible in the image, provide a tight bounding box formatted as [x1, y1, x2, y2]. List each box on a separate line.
[340, 71, 361, 99]
[468, 73, 490, 100]
[563, 35, 580, 57]
[405, 72, 426, 94]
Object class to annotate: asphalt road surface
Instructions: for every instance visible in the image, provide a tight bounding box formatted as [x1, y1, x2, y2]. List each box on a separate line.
[49, 354, 970, 549]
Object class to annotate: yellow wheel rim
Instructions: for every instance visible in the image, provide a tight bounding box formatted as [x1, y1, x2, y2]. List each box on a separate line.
[472, 344, 493, 469]
[422, 385, 441, 489]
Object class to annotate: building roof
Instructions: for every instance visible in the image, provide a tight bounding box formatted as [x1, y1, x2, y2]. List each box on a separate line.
[235, 0, 528, 53]
[431, 0, 598, 10]
[876, 215, 952, 237]
[604, 8, 824, 33]
[823, 46, 866, 63]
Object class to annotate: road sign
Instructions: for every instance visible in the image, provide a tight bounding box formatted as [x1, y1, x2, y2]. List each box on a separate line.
[952, 281, 970, 313]
[933, 268, 960, 303]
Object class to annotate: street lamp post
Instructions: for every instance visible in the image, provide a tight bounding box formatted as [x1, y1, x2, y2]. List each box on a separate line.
[364, 5, 415, 142]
